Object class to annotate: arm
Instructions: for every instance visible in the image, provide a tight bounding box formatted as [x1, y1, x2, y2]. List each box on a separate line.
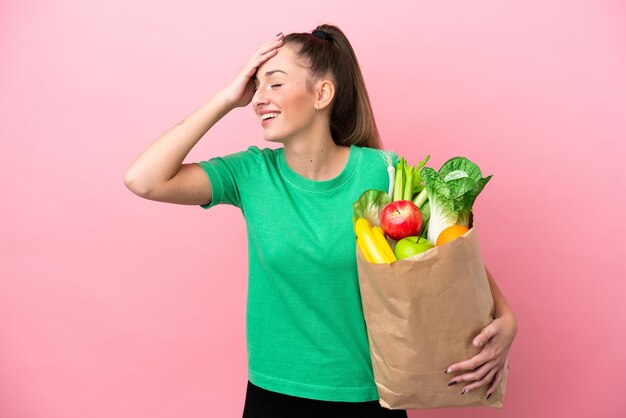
[485, 268, 517, 333]
[123, 93, 234, 205]
[123, 33, 285, 205]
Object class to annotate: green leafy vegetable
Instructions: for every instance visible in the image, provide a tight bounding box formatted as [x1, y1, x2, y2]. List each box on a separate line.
[352, 189, 391, 227]
[421, 157, 492, 244]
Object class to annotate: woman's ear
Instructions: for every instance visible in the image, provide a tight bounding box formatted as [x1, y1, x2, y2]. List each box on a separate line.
[314, 79, 335, 111]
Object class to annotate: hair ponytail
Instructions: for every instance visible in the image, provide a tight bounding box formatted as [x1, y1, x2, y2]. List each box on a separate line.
[284, 25, 382, 149]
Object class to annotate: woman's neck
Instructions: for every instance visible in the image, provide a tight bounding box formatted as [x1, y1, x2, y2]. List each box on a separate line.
[283, 135, 350, 181]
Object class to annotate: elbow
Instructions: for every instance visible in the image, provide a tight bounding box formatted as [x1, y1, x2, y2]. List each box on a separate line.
[123, 169, 152, 198]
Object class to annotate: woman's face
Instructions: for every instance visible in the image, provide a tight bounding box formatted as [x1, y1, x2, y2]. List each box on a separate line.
[252, 44, 319, 143]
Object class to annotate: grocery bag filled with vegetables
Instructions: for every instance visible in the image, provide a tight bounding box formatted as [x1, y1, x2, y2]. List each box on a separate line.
[353, 153, 509, 410]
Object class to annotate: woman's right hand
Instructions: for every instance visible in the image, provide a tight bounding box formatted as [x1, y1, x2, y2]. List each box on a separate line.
[221, 33, 285, 109]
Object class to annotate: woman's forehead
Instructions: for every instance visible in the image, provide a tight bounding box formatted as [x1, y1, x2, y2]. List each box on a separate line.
[256, 45, 307, 79]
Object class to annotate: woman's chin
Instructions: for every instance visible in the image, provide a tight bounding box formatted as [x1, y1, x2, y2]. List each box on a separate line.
[262, 133, 287, 144]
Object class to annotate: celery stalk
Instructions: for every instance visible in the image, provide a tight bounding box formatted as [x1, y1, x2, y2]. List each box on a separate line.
[393, 159, 405, 202]
[403, 165, 414, 201]
[413, 188, 428, 208]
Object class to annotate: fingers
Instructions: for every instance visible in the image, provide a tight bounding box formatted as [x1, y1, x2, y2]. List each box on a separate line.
[447, 319, 507, 374]
[221, 33, 285, 108]
[241, 33, 284, 79]
[473, 322, 497, 347]
[445, 348, 493, 374]
[443, 319, 512, 398]
[455, 360, 499, 395]
[248, 33, 284, 65]
[485, 367, 504, 398]
[248, 47, 279, 71]
[448, 358, 496, 385]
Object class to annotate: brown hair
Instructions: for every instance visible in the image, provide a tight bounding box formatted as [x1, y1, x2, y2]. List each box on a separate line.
[284, 24, 382, 149]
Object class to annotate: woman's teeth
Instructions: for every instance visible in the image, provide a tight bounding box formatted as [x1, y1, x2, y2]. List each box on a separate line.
[261, 113, 280, 120]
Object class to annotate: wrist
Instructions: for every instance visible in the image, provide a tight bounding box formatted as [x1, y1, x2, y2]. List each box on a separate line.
[212, 89, 238, 113]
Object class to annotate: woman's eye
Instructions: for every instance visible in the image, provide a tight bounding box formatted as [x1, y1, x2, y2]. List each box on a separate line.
[270, 84, 282, 88]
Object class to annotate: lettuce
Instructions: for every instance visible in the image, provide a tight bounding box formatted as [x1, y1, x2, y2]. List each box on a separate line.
[352, 189, 391, 228]
[421, 157, 492, 244]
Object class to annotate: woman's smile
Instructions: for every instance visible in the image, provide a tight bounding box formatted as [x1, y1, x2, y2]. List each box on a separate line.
[259, 110, 281, 127]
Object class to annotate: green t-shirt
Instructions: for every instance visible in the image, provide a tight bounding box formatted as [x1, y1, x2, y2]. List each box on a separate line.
[195, 144, 396, 402]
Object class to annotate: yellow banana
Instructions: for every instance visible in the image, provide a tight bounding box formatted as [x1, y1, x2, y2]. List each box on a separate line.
[354, 218, 395, 264]
[372, 226, 397, 262]
[356, 237, 374, 263]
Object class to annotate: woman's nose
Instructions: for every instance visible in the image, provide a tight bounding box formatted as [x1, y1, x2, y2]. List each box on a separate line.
[252, 87, 269, 108]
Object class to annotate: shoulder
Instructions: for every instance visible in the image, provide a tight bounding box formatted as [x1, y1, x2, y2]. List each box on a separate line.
[240, 146, 284, 172]
[198, 146, 277, 167]
[236, 145, 281, 162]
[246, 145, 280, 159]
[355, 146, 399, 167]
[195, 146, 280, 185]
[226, 145, 274, 160]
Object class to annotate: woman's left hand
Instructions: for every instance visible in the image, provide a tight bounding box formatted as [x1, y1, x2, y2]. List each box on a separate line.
[445, 312, 518, 398]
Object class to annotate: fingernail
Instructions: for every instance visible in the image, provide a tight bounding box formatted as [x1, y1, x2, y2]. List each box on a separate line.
[445, 368, 452, 374]
[276, 32, 283, 37]
[461, 389, 468, 395]
[448, 381, 457, 386]
[486, 393, 492, 400]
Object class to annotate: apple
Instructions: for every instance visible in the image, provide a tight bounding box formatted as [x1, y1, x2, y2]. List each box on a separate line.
[394, 236, 434, 260]
[381, 200, 423, 240]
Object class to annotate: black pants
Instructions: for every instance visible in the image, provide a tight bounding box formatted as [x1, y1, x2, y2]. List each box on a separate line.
[242, 381, 408, 418]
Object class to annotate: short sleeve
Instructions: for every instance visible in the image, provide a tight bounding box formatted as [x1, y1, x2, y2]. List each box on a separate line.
[194, 146, 262, 209]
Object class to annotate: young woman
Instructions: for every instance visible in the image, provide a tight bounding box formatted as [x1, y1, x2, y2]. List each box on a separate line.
[124, 24, 517, 418]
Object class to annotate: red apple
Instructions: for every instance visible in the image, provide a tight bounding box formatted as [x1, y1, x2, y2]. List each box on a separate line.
[380, 200, 423, 240]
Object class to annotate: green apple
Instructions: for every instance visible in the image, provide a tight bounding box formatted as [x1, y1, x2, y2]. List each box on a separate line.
[394, 236, 434, 260]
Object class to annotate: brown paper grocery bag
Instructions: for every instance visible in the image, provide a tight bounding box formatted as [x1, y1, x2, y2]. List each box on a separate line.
[356, 227, 509, 410]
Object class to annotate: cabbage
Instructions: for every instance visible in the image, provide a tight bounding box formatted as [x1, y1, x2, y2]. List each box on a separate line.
[352, 189, 391, 228]
[421, 157, 492, 244]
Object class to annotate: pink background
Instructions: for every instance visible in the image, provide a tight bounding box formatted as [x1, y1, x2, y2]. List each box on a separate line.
[1, 0, 625, 417]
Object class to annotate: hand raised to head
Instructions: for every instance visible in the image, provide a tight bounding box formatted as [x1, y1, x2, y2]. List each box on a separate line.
[221, 33, 284, 109]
